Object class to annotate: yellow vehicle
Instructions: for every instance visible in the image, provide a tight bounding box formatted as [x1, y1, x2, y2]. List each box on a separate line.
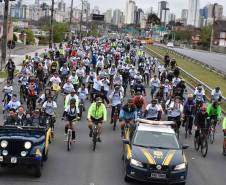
[140, 37, 154, 45]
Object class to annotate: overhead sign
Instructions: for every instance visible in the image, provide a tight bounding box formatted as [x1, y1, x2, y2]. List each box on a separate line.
[92, 14, 104, 21]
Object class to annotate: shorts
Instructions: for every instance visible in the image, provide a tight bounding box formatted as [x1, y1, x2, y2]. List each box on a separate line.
[91, 116, 103, 124]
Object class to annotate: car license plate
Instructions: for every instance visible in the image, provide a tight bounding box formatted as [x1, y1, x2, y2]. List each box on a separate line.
[11, 157, 17, 164]
[151, 173, 166, 179]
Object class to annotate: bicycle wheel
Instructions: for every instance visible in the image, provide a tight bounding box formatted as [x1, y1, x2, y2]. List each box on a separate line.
[92, 129, 97, 151]
[67, 130, 72, 151]
[201, 138, 208, 157]
[185, 121, 189, 139]
[113, 119, 117, 131]
[194, 136, 200, 151]
[209, 129, 215, 144]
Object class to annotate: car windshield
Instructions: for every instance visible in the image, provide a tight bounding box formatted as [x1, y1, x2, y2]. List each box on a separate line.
[133, 131, 180, 149]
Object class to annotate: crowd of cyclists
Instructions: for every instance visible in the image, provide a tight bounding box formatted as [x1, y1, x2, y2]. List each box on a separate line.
[1, 34, 225, 152]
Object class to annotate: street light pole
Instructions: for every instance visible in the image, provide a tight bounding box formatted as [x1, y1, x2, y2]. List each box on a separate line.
[210, 3, 217, 52]
[1, 0, 9, 70]
[49, 0, 54, 48]
[79, 0, 84, 40]
[69, 0, 74, 27]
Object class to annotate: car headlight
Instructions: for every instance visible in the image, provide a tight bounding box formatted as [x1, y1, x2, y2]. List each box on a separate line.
[174, 163, 186, 171]
[130, 158, 144, 168]
[1, 140, 8, 148]
[24, 141, 32, 149]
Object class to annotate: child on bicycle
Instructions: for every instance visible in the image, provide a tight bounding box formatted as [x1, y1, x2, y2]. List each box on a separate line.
[63, 99, 80, 142]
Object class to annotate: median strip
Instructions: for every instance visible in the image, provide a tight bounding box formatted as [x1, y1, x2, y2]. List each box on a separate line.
[145, 45, 226, 113]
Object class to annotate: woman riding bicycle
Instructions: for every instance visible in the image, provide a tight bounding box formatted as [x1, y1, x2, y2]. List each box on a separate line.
[63, 99, 80, 142]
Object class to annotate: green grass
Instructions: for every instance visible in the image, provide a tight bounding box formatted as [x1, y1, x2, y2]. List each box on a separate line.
[0, 70, 19, 79]
[146, 45, 226, 112]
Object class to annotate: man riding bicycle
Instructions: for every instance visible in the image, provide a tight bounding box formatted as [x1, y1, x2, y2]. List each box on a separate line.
[119, 99, 137, 137]
[206, 101, 222, 129]
[87, 97, 107, 142]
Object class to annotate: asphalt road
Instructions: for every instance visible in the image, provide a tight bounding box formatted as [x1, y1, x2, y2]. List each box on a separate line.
[0, 82, 226, 185]
[172, 47, 226, 73]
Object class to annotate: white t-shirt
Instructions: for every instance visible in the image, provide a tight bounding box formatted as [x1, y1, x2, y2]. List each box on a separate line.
[50, 76, 61, 85]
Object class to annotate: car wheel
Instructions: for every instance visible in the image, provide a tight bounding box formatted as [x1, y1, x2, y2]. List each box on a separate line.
[124, 173, 131, 182]
[34, 164, 42, 178]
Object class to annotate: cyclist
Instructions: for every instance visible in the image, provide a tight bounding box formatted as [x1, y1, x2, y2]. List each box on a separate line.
[166, 96, 184, 132]
[5, 94, 21, 111]
[150, 74, 160, 99]
[183, 94, 196, 135]
[63, 99, 80, 142]
[64, 89, 80, 110]
[37, 87, 52, 105]
[87, 97, 107, 142]
[144, 99, 161, 121]
[206, 101, 222, 129]
[68, 70, 79, 92]
[132, 91, 147, 118]
[2, 80, 13, 105]
[193, 86, 206, 107]
[27, 78, 39, 111]
[133, 79, 146, 96]
[62, 79, 75, 95]
[119, 99, 137, 137]
[194, 106, 208, 139]
[211, 87, 222, 103]
[223, 116, 226, 151]
[109, 64, 117, 88]
[109, 85, 124, 124]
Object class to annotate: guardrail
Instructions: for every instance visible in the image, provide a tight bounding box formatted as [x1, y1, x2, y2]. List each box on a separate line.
[154, 45, 226, 78]
[145, 46, 226, 114]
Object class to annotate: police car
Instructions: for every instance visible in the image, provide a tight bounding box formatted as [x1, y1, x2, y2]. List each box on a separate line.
[122, 119, 189, 184]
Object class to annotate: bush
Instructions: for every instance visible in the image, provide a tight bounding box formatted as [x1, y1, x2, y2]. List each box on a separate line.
[23, 29, 35, 45]
[38, 36, 49, 45]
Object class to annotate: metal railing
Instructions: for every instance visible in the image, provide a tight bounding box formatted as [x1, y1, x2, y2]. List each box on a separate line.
[154, 45, 226, 78]
[145, 46, 226, 113]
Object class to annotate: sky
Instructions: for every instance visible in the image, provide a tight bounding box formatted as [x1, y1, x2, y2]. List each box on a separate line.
[23, 0, 226, 18]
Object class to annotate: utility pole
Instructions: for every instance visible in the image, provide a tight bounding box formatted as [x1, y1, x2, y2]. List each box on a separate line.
[1, 0, 9, 70]
[79, 0, 84, 40]
[69, 0, 74, 27]
[49, 0, 54, 48]
[210, 3, 217, 52]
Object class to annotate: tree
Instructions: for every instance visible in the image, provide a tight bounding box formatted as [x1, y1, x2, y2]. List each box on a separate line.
[199, 26, 211, 48]
[43, 21, 70, 43]
[146, 13, 160, 26]
[22, 29, 35, 45]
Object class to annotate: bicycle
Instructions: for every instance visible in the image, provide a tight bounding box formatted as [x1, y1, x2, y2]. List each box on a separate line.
[45, 115, 55, 138]
[194, 128, 208, 157]
[184, 115, 193, 139]
[79, 99, 85, 118]
[66, 118, 78, 152]
[112, 105, 120, 131]
[208, 118, 217, 144]
[223, 130, 226, 156]
[92, 120, 101, 151]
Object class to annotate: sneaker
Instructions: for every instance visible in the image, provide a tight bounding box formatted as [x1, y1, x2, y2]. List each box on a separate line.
[64, 134, 67, 142]
[97, 137, 102, 142]
[89, 130, 93, 137]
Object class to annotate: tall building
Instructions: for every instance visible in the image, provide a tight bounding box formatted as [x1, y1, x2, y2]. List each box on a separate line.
[158, 1, 169, 24]
[168, 13, 176, 22]
[92, 6, 100, 15]
[187, 0, 200, 27]
[181, 9, 188, 19]
[113, 9, 122, 26]
[58, 0, 66, 12]
[35, 0, 40, 6]
[104, 9, 112, 24]
[125, 0, 136, 24]
[83, 1, 90, 22]
[135, 8, 143, 25]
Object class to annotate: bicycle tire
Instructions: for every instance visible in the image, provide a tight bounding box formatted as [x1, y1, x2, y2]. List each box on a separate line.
[93, 133, 97, 151]
[209, 130, 215, 144]
[194, 136, 200, 151]
[113, 119, 117, 131]
[67, 130, 72, 151]
[201, 139, 208, 157]
[185, 121, 189, 139]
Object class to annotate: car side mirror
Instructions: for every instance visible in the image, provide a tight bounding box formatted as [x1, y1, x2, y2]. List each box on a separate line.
[122, 139, 130, 145]
[182, 144, 189, 149]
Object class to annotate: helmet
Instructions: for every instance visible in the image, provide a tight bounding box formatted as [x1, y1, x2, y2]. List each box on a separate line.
[165, 79, 169, 83]
[70, 99, 76, 104]
[216, 87, 220, 90]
